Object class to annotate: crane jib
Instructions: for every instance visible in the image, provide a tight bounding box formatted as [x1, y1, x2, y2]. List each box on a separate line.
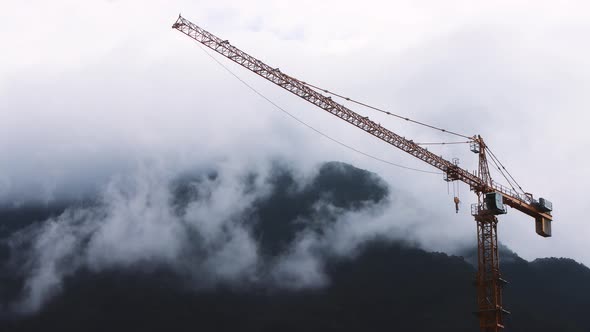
[171, 15, 552, 225]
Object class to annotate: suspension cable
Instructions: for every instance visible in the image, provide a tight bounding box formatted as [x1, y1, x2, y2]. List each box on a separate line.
[486, 147, 526, 194]
[195, 43, 442, 175]
[486, 147, 522, 194]
[415, 141, 471, 146]
[300, 81, 475, 140]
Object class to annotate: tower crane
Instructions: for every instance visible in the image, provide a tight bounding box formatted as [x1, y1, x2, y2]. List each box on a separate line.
[172, 15, 554, 332]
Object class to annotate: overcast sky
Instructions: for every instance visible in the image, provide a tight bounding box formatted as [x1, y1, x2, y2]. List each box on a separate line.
[1, 0, 589, 266]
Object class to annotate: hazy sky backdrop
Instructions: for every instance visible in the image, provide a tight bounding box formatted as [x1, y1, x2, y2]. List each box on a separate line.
[2, 0, 589, 267]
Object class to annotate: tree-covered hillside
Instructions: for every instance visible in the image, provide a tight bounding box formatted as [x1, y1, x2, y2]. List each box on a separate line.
[0, 162, 587, 331]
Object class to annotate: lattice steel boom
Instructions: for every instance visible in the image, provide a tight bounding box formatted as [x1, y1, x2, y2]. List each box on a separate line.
[172, 14, 553, 331]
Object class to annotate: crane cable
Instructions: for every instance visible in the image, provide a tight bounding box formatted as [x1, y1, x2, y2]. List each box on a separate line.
[194, 43, 442, 175]
[486, 147, 526, 194]
[415, 141, 471, 146]
[486, 149, 520, 194]
[303, 76, 526, 194]
[301, 81, 475, 140]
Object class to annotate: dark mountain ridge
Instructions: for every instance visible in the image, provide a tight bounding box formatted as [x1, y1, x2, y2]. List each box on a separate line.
[0, 161, 587, 331]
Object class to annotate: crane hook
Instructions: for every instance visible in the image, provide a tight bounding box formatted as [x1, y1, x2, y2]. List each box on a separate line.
[453, 196, 460, 213]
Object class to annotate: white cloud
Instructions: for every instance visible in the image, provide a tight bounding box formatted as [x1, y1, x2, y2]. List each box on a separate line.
[8, 160, 406, 312]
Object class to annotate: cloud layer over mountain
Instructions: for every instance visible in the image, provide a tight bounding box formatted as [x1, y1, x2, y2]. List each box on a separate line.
[2, 161, 418, 314]
[1, 161, 589, 332]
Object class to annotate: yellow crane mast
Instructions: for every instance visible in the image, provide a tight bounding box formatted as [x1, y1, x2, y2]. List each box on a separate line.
[172, 15, 554, 331]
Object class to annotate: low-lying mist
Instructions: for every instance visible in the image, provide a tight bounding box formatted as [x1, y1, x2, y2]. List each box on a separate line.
[0, 159, 433, 315]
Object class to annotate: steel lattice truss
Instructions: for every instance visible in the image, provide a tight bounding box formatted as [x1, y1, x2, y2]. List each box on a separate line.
[476, 215, 508, 331]
[171, 15, 551, 225]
